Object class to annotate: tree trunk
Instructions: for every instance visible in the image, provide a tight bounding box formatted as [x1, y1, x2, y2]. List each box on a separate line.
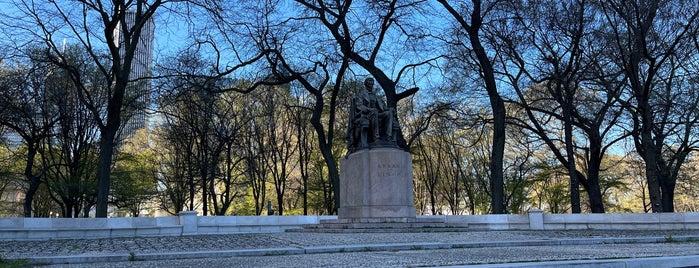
[429, 186, 437, 215]
[307, 75, 342, 215]
[642, 154, 663, 212]
[640, 120, 663, 212]
[489, 101, 506, 214]
[467, 2, 505, 214]
[22, 144, 40, 218]
[95, 128, 117, 218]
[209, 169, 219, 215]
[584, 162, 605, 213]
[319, 144, 339, 214]
[277, 193, 284, 216]
[188, 158, 195, 211]
[563, 100, 581, 214]
[295, 111, 310, 215]
[95, 74, 127, 217]
[585, 133, 606, 213]
[437, 0, 506, 215]
[471, 34, 505, 214]
[202, 167, 208, 216]
[659, 172, 675, 212]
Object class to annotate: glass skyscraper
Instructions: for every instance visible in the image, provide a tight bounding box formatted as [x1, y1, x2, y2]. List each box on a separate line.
[117, 11, 155, 138]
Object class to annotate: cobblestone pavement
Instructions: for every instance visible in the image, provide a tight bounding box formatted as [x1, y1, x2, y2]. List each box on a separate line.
[2, 230, 699, 267]
[46, 243, 699, 268]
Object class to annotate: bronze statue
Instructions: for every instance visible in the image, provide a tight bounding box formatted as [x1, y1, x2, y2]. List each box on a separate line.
[346, 77, 398, 153]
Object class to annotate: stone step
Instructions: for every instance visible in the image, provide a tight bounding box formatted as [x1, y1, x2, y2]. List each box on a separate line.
[285, 227, 471, 233]
[305, 222, 447, 229]
[286, 217, 469, 233]
[319, 217, 446, 224]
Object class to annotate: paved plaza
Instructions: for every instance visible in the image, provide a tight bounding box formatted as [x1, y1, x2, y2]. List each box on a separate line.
[2, 230, 699, 267]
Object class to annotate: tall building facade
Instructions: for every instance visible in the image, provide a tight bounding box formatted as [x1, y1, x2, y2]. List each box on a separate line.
[117, 11, 155, 138]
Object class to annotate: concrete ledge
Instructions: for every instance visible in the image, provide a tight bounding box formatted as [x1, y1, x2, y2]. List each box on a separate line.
[0, 226, 184, 240]
[3, 212, 699, 240]
[541, 212, 699, 230]
[0, 215, 335, 240]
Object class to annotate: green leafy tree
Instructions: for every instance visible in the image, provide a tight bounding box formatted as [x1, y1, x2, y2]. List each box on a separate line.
[0, 144, 23, 216]
[111, 130, 158, 217]
[0, 51, 57, 217]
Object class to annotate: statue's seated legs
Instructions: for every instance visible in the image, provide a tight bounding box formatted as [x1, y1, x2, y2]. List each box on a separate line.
[372, 110, 394, 142]
[368, 112, 380, 141]
[355, 118, 370, 148]
[391, 122, 399, 142]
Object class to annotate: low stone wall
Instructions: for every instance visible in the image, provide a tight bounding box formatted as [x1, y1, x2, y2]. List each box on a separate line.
[1, 211, 698, 240]
[420, 211, 699, 231]
[0, 213, 336, 240]
[540, 211, 699, 230]
[0, 216, 182, 240]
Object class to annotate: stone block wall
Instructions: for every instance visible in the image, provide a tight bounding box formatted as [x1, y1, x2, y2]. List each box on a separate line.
[1, 212, 698, 240]
[0, 213, 336, 240]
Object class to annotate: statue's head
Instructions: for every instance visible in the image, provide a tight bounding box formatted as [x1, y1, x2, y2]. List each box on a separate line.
[363, 77, 374, 91]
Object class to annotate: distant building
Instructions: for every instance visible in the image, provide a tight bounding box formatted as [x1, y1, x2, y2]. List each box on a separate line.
[115, 11, 155, 138]
[0, 185, 23, 217]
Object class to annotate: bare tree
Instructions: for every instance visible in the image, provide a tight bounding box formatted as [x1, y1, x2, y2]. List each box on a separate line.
[240, 93, 270, 215]
[154, 121, 195, 215]
[498, 0, 629, 213]
[259, 87, 298, 216]
[40, 46, 102, 217]
[209, 92, 249, 216]
[290, 93, 314, 215]
[157, 51, 253, 215]
[437, 0, 506, 213]
[6, 0, 175, 217]
[414, 136, 442, 215]
[600, 0, 699, 212]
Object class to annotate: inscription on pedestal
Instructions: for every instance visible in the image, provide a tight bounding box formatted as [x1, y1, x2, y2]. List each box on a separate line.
[376, 162, 402, 178]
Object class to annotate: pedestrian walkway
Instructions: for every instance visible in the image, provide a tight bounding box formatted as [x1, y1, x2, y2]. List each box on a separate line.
[2, 230, 699, 267]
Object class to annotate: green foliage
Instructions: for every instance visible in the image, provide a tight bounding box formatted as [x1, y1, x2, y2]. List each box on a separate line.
[111, 130, 159, 217]
[233, 187, 258, 215]
[527, 162, 571, 214]
[0, 254, 30, 268]
[675, 155, 699, 212]
[0, 145, 22, 216]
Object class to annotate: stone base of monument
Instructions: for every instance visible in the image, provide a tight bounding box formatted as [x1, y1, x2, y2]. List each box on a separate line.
[289, 148, 455, 233]
[339, 148, 416, 219]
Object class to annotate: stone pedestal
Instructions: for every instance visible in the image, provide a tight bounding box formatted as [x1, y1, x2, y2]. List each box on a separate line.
[178, 210, 198, 235]
[339, 148, 416, 219]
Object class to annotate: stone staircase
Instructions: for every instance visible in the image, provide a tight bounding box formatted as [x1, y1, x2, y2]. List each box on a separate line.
[286, 217, 470, 233]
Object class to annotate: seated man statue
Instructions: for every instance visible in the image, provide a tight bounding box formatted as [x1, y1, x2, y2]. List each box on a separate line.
[346, 77, 396, 153]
